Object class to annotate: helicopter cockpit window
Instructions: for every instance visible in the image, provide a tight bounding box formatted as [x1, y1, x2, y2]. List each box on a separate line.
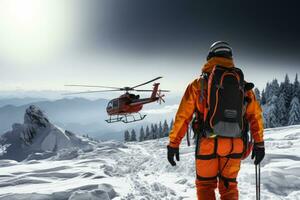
[129, 94, 139, 99]
[112, 99, 119, 108]
[107, 102, 113, 109]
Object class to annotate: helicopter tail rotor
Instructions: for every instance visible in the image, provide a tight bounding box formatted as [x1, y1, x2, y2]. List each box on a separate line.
[157, 90, 166, 104]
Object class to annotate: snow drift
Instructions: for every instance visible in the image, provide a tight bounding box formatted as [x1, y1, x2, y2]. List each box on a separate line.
[0, 109, 299, 199]
[0, 105, 93, 161]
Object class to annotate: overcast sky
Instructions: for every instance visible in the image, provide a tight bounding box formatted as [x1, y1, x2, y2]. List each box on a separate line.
[0, 0, 299, 98]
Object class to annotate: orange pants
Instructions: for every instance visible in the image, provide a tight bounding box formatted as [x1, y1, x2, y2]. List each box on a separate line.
[195, 137, 243, 200]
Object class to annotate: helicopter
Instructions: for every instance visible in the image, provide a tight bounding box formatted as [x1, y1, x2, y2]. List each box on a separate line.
[64, 77, 169, 123]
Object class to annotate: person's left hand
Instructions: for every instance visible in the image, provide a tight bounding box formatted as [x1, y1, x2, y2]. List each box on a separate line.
[167, 145, 179, 166]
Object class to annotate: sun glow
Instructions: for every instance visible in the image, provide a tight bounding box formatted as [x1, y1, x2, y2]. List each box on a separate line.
[0, 0, 75, 65]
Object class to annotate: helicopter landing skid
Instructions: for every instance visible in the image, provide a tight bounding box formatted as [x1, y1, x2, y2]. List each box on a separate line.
[122, 113, 146, 123]
[105, 113, 146, 123]
[105, 115, 124, 123]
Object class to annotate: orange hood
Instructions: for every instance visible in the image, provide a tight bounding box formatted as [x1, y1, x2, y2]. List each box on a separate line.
[202, 57, 235, 73]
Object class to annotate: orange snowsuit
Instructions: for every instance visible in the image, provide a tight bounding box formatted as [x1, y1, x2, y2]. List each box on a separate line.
[169, 57, 264, 200]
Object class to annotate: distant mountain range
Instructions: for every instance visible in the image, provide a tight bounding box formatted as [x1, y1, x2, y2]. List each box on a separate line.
[0, 97, 48, 107]
[0, 98, 109, 137]
[0, 96, 180, 141]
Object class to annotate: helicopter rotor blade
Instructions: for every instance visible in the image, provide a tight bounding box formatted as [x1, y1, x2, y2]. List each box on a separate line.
[62, 90, 121, 95]
[131, 77, 162, 89]
[158, 90, 170, 92]
[134, 90, 154, 92]
[133, 89, 170, 92]
[64, 84, 121, 90]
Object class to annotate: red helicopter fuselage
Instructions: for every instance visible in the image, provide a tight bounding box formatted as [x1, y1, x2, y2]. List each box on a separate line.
[64, 77, 168, 123]
[106, 94, 143, 115]
[106, 83, 160, 116]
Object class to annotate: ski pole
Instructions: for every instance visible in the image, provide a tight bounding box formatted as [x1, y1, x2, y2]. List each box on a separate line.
[258, 164, 260, 200]
[255, 164, 261, 200]
[255, 164, 258, 200]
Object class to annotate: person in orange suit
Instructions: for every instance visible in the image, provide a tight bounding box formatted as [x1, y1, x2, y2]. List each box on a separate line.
[167, 41, 265, 200]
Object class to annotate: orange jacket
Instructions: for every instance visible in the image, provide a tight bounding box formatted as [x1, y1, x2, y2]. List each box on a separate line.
[169, 57, 264, 148]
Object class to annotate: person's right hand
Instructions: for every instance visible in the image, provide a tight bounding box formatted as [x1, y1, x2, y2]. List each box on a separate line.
[251, 142, 265, 165]
[167, 145, 180, 166]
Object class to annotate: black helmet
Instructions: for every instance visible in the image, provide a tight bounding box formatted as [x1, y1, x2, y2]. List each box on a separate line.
[207, 41, 233, 61]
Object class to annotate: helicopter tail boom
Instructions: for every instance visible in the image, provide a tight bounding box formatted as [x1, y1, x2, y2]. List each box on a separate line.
[151, 83, 160, 99]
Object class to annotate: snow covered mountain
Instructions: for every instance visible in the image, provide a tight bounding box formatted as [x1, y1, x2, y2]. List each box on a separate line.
[0, 124, 299, 199]
[0, 97, 179, 141]
[0, 105, 93, 161]
[0, 98, 109, 136]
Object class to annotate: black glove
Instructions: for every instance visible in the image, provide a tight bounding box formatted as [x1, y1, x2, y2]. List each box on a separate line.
[167, 145, 180, 166]
[251, 142, 265, 165]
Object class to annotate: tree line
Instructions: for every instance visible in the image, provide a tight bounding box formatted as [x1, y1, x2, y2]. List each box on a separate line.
[255, 74, 300, 128]
[124, 119, 174, 142]
[124, 74, 300, 141]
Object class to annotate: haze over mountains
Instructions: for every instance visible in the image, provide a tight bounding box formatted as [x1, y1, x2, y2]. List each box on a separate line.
[0, 96, 180, 141]
[0, 98, 48, 107]
[0, 98, 107, 138]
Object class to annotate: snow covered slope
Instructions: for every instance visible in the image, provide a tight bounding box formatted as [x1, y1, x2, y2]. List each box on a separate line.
[0, 105, 93, 161]
[0, 125, 299, 199]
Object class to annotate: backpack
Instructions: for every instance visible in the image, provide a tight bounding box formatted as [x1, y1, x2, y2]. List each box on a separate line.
[190, 65, 255, 159]
[203, 65, 245, 138]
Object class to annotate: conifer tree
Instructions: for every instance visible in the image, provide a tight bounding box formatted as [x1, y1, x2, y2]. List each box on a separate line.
[254, 88, 261, 103]
[265, 79, 279, 102]
[280, 74, 293, 109]
[163, 119, 169, 137]
[265, 82, 270, 101]
[288, 97, 300, 125]
[267, 95, 280, 128]
[158, 121, 164, 138]
[293, 74, 300, 99]
[130, 129, 137, 141]
[272, 79, 280, 97]
[150, 124, 155, 139]
[153, 124, 158, 139]
[259, 74, 300, 128]
[139, 126, 145, 142]
[276, 93, 287, 126]
[145, 125, 150, 140]
[124, 130, 130, 142]
[261, 89, 266, 105]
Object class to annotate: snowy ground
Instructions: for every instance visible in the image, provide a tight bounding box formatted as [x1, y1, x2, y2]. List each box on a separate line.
[0, 125, 300, 200]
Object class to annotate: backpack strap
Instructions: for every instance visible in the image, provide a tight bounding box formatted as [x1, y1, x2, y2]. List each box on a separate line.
[199, 77, 205, 103]
[199, 73, 209, 104]
[191, 74, 208, 141]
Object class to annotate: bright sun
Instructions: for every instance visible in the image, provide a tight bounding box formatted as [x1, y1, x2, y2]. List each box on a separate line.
[0, 0, 75, 65]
